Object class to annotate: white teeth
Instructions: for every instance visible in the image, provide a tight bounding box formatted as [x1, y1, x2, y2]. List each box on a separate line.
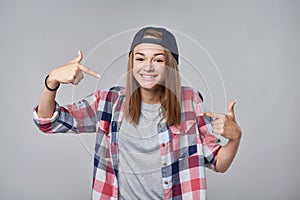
[142, 75, 155, 78]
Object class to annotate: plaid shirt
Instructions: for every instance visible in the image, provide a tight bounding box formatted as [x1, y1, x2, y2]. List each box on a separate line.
[33, 86, 221, 200]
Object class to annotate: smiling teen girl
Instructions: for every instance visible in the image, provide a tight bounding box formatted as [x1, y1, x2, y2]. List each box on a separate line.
[33, 27, 241, 200]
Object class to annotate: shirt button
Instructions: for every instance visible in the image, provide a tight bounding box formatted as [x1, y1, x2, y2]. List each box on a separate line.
[164, 181, 168, 184]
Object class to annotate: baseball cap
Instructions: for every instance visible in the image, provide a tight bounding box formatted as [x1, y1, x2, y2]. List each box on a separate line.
[129, 27, 179, 63]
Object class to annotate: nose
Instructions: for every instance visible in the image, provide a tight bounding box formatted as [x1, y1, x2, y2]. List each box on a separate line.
[143, 60, 154, 72]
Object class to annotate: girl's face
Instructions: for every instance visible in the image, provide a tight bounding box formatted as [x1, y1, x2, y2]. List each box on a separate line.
[133, 43, 166, 91]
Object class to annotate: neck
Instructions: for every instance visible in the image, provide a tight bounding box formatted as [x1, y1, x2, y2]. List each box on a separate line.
[140, 86, 164, 104]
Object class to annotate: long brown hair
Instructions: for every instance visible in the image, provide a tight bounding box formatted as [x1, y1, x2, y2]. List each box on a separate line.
[125, 49, 181, 127]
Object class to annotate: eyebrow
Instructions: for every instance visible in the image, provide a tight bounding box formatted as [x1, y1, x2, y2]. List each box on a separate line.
[134, 52, 165, 56]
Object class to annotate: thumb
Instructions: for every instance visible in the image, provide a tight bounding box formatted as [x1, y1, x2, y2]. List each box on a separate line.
[69, 50, 83, 63]
[227, 100, 237, 118]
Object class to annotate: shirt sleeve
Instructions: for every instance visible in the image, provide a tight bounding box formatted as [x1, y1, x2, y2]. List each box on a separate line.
[33, 91, 101, 134]
[193, 90, 222, 171]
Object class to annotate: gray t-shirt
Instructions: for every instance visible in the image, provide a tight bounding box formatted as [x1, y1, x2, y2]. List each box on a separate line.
[118, 102, 164, 200]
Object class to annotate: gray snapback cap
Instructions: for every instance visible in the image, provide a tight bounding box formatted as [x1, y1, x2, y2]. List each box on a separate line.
[129, 27, 179, 63]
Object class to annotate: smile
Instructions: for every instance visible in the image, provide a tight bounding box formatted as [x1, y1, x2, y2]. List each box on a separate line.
[140, 74, 158, 79]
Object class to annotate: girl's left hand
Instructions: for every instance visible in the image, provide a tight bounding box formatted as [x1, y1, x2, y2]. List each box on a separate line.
[201, 100, 242, 140]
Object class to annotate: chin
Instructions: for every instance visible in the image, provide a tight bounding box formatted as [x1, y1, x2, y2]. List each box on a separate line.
[140, 83, 163, 91]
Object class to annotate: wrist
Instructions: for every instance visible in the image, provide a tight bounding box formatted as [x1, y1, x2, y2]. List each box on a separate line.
[230, 129, 242, 142]
[45, 75, 60, 91]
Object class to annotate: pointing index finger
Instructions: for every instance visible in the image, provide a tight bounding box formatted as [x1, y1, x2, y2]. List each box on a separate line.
[78, 64, 100, 78]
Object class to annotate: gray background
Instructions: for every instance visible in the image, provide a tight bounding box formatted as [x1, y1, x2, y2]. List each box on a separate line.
[1, 0, 299, 199]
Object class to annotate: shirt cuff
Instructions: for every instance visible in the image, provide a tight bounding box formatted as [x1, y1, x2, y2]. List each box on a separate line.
[33, 103, 60, 125]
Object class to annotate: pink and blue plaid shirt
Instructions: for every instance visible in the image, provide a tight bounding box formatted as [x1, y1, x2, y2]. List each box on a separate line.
[33, 86, 221, 200]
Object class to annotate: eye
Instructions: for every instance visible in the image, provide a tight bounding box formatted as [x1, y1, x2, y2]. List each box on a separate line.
[135, 58, 144, 61]
[154, 58, 165, 63]
[154, 55, 165, 63]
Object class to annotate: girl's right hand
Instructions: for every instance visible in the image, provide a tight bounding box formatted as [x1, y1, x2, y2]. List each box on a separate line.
[46, 51, 100, 88]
